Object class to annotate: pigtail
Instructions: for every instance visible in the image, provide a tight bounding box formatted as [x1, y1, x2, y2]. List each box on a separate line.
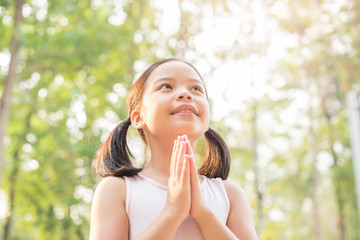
[94, 117, 142, 177]
[198, 128, 230, 180]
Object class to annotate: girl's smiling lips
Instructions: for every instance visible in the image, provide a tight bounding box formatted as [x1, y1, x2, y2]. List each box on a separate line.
[171, 104, 199, 116]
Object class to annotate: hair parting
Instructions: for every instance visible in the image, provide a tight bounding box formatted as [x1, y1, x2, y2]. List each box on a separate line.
[199, 127, 231, 180]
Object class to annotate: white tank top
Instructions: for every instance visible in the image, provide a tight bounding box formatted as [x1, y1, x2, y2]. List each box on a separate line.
[124, 173, 230, 240]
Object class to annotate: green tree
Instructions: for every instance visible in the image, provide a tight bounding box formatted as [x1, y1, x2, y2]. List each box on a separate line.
[0, 0, 158, 238]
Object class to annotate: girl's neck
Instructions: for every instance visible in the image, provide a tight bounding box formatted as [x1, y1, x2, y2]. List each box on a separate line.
[141, 135, 197, 185]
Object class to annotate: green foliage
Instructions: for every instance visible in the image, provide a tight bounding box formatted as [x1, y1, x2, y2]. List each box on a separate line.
[1, 0, 158, 239]
[1, 0, 360, 239]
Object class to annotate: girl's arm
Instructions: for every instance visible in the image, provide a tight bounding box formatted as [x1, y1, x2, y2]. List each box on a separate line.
[224, 180, 259, 240]
[192, 179, 258, 240]
[89, 177, 129, 240]
[187, 155, 241, 240]
[133, 206, 183, 240]
[185, 136, 257, 239]
[181, 137, 237, 239]
[192, 208, 238, 240]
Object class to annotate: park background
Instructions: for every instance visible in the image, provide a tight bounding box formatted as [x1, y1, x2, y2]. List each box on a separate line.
[0, 0, 359, 239]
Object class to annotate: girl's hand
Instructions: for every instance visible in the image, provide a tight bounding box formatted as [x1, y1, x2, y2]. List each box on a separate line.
[165, 136, 191, 222]
[181, 135, 209, 221]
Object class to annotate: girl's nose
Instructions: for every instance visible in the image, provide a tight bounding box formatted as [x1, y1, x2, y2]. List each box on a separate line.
[176, 90, 193, 101]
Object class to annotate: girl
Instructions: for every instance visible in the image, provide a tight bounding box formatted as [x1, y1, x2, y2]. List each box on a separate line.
[89, 58, 258, 240]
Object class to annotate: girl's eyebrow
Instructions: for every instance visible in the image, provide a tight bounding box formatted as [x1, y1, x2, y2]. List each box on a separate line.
[155, 77, 203, 85]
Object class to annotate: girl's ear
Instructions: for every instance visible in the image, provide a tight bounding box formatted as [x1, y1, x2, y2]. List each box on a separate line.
[131, 110, 145, 129]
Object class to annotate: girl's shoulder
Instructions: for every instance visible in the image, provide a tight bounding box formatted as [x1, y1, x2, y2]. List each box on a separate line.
[93, 176, 127, 203]
[222, 179, 248, 204]
[90, 177, 130, 239]
[98, 175, 126, 185]
[96, 176, 126, 189]
[222, 179, 243, 191]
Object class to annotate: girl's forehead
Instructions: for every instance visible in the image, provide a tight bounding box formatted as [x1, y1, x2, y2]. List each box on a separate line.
[148, 61, 202, 83]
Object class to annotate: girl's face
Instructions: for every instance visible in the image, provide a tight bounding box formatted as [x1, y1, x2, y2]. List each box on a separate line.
[138, 61, 210, 141]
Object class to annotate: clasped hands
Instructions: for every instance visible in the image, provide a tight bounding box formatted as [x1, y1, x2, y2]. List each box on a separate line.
[166, 135, 207, 222]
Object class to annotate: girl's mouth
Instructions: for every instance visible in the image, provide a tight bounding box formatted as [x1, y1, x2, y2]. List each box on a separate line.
[171, 104, 198, 116]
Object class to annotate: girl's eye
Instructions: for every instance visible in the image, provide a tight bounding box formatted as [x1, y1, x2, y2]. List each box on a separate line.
[160, 84, 172, 90]
[191, 86, 203, 93]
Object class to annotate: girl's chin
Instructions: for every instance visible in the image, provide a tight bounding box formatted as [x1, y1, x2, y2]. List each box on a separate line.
[147, 123, 207, 139]
[171, 129, 205, 139]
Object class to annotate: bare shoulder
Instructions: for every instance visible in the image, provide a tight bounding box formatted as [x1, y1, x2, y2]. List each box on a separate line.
[92, 176, 127, 211]
[97, 175, 126, 187]
[93, 176, 126, 200]
[90, 176, 128, 240]
[223, 179, 248, 203]
[96, 176, 126, 193]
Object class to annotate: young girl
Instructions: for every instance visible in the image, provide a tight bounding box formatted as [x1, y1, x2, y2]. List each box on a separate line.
[89, 58, 258, 240]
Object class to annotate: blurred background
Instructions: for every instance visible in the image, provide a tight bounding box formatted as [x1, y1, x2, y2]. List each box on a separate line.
[0, 0, 360, 239]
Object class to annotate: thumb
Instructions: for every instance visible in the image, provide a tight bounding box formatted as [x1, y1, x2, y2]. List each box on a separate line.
[185, 140, 194, 156]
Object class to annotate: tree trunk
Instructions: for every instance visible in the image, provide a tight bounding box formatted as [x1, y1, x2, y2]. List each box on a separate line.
[320, 85, 346, 240]
[2, 108, 34, 240]
[306, 73, 323, 240]
[176, 0, 186, 59]
[0, 0, 25, 188]
[2, 149, 20, 240]
[291, 0, 322, 229]
[252, 99, 265, 236]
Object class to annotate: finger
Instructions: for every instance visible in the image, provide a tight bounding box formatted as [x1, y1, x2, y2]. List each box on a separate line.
[173, 137, 181, 177]
[182, 134, 187, 141]
[185, 140, 194, 156]
[177, 142, 186, 179]
[181, 156, 190, 185]
[180, 135, 189, 155]
[170, 139, 177, 175]
[188, 154, 200, 190]
[181, 135, 187, 153]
